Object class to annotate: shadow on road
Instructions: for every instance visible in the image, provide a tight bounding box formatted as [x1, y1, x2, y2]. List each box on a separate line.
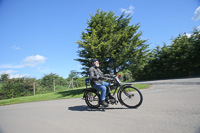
[68, 105, 134, 112]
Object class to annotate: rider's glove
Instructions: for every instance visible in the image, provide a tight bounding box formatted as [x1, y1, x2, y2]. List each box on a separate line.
[101, 75, 106, 80]
[98, 75, 104, 80]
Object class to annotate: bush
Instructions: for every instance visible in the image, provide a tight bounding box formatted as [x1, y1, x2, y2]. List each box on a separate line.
[118, 70, 133, 82]
[1, 78, 34, 99]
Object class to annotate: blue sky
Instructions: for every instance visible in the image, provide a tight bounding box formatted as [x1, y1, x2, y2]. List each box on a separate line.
[0, 0, 199, 79]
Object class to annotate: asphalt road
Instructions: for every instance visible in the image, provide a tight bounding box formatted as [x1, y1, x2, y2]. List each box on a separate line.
[0, 77, 200, 133]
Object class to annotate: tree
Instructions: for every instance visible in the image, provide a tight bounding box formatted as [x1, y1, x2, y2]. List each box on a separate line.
[0, 74, 9, 83]
[136, 28, 200, 80]
[1, 77, 34, 99]
[39, 73, 58, 90]
[68, 70, 79, 80]
[76, 9, 149, 75]
[56, 77, 67, 86]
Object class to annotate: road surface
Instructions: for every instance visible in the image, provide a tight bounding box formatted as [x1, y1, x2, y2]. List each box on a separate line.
[0, 77, 200, 133]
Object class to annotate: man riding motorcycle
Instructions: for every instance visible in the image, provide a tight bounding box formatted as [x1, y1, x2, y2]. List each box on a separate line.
[89, 59, 115, 107]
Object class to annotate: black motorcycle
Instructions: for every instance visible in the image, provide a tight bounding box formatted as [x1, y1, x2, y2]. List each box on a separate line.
[83, 75, 143, 109]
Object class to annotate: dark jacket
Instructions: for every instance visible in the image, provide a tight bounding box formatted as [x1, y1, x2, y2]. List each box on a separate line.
[89, 66, 104, 86]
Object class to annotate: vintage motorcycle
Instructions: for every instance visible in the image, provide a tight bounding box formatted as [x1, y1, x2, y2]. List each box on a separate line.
[83, 75, 143, 109]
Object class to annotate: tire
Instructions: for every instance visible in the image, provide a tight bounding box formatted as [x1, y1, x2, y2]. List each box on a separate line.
[85, 91, 100, 109]
[119, 86, 143, 108]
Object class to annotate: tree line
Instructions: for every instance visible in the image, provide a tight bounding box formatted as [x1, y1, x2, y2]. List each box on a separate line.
[0, 71, 86, 100]
[133, 30, 200, 80]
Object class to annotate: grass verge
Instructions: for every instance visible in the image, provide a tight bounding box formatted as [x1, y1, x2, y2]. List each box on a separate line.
[0, 84, 149, 106]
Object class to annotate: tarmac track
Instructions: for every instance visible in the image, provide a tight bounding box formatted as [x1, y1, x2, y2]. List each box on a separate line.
[0, 77, 200, 133]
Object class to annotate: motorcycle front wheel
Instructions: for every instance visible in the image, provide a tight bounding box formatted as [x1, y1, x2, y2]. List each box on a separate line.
[119, 86, 143, 108]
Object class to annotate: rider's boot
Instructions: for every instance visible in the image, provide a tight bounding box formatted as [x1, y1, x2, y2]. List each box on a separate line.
[100, 100, 109, 107]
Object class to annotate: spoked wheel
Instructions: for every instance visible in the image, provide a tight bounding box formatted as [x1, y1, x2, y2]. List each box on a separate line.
[85, 91, 100, 109]
[119, 86, 143, 108]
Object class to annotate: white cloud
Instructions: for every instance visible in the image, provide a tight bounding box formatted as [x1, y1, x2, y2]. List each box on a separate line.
[0, 55, 47, 68]
[0, 70, 18, 75]
[0, 70, 30, 78]
[11, 45, 21, 50]
[129, 5, 134, 10]
[192, 6, 200, 21]
[197, 26, 200, 29]
[120, 5, 135, 14]
[0, 64, 23, 69]
[9, 74, 30, 79]
[186, 33, 192, 38]
[23, 55, 47, 67]
[0, 55, 47, 78]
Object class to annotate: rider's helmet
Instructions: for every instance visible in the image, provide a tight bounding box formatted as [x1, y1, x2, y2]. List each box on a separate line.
[92, 58, 98, 64]
[92, 58, 99, 67]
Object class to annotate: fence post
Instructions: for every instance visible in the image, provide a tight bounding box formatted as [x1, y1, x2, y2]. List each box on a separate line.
[67, 78, 74, 91]
[72, 78, 74, 89]
[33, 81, 35, 96]
[53, 79, 55, 93]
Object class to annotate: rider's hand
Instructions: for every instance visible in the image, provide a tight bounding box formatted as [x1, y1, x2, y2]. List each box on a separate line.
[96, 75, 100, 80]
[99, 75, 105, 80]
[104, 77, 109, 81]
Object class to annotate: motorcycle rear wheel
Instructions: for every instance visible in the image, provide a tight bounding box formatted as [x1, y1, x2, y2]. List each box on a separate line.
[85, 91, 100, 109]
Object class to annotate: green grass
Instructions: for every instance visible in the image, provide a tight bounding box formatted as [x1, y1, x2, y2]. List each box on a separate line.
[0, 84, 149, 106]
[133, 84, 150, 89]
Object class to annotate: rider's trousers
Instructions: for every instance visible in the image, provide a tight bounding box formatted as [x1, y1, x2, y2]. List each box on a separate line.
[92, 81, 110, 101]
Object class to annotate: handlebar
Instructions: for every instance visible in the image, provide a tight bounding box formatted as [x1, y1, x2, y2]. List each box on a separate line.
[102, 74, 121, 84]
